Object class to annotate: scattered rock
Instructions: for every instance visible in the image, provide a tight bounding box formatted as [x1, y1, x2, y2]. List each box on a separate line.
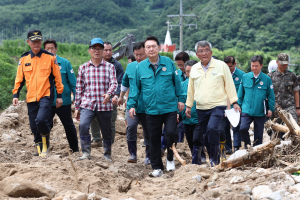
[109, 166, 118, 173]
[189, 187, 196, 195]
[266, 189, 286, 200]
[252, 185, 272, 199]
[0, 176, 56, 198]
[63, 190, 88, 200]
[230, 176, 243, 184]
[241, 185, 252, 195]
[289, 183, 300, 193]
[207, 182, 216, 187]
[101, 198, 110, 200]
[15, 137, 21, 142]
[9, 129, 17, 134]
[212, 173, 219, 182]
[2, 133, 12, 140]
[95, 162, 109, 169]
[199, 172, 211, 179]
[269, 182, 277, 191]
[192, 175, 201, 183]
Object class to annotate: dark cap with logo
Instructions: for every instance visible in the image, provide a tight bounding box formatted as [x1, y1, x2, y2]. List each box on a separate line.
[27, 29, 43, 41]
[277, 53, 289, 65]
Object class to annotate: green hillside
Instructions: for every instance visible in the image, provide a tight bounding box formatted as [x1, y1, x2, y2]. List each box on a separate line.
[0, 0, 299, 51]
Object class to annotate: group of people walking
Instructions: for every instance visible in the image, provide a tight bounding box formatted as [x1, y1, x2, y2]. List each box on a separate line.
[12, 29, 299, 178]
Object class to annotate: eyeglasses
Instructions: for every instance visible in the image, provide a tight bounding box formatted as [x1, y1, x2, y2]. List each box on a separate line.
[91, 47, 103, 52]
[198, 49, 211, 54]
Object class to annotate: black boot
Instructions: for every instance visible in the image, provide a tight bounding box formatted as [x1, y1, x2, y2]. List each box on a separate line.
[144, 145, 151, 165]
[197, 146, 204, 165]
[103, 139, 112, 161]
[200, 147, 206, 164]
[40, 134, 50, 157]
[209, 144, 220, 167]
[127, 141, 137, 163]
[192, 146, 200, 164]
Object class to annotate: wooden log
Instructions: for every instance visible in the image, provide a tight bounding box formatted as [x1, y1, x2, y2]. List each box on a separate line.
[170, 143, 186, 166]
[265, 120, 290, 133]
[217, 139, 281, 169]
[278, 110, 300, 136]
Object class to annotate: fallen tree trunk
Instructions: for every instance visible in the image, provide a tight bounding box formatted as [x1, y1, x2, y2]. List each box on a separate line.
[278, 110, 300, 136]
[217, 139, 281, 169]
[265, 121, 290, 133]
[170, 143, 186, 166]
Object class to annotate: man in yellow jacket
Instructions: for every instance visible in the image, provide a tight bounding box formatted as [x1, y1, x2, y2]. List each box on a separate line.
[186, 41, 240, 166]
[12, 29, 64, 157]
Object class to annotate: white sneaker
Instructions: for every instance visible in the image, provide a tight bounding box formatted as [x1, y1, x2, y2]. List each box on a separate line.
[149, 169, 163, 177]
[166, 158, 175, 171]
[78, 152, 91, 160]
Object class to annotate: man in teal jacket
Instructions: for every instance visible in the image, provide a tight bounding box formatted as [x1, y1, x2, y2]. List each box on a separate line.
[180, 60, 203, 165]
[128, 36, 184, 177]
[238, 55, 275, 147]
[44, 39, 79, 153]
[117, 42, 150, 164]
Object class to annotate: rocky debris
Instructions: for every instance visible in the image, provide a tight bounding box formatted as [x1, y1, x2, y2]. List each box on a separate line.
[1, 133, 12, 140]
[207, 182, 216, 187]
[289, 183, 300, 193]
[252, 185, 273, 199]
[0, 176, 56, 198]
[266, 189, 286, 200]
[53, 190, 88, 200]
[95, 162, 109, 169]
[192, 175, 201, 183]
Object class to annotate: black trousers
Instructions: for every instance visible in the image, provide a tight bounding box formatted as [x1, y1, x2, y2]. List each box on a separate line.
[49, 104, 79, 152]
[27, 97, 53, 144]
[147, 111, 178, 170]
[183, 123, 201, 151]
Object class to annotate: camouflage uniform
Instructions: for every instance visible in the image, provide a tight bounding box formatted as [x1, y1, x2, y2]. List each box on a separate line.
[268, 69, 299, 122]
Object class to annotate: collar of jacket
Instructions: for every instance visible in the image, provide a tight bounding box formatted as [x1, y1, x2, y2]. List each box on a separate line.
[88, 59, 104, 67]
[109, 57, 115, 63]
[30, 49, 43, 58]
[275, 68, 289, 76]
[56, 55, 62, 64]
[197, 57, 215, 70]
[146, 55, 166, 68]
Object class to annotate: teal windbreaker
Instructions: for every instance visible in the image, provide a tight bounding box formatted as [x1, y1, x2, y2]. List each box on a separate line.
[181, 78, 198, 125]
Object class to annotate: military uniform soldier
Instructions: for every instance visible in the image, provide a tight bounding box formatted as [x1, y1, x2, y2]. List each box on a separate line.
[268, 53, 300, 123]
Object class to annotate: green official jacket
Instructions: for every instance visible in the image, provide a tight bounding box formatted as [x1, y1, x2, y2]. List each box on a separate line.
[180, 78, 198, 125]
[177, 69, 186, 82]
[232, 68, 245, 93]
[238, 71, 275, 117]
[127, 55, 184, 115]
[52, 55, 76, 106]
[122, 61, 145, 113]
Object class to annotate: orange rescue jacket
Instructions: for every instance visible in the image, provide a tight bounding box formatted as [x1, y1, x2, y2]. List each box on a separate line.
[13, 49, 64, 102]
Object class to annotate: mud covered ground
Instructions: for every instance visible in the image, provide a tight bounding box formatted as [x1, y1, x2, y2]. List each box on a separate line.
[0, 102, 300, 200]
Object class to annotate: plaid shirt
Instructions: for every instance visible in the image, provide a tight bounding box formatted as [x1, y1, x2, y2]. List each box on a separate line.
[75, 59, 117, 111]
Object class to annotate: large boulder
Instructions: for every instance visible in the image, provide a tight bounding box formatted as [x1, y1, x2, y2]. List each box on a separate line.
[0, 176, 56, 198]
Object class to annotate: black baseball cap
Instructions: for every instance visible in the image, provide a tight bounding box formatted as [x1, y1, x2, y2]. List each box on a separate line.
[27, 29, 43, 41]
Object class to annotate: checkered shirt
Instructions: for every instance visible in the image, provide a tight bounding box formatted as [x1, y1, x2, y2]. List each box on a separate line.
[75, 59, 117, 111]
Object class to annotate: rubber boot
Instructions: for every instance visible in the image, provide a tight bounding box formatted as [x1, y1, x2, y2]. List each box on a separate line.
[201, 146, 206, 164]
[40, 134, 50, 157]
[220, 140, 226, 161]
[192, 146, 200, 164]
[197, 146, 204, 165]
[103, 139, 112, 161]
[127, 141, 137, 163]
[144, 145, 151, 165]
[209, 144, 220, 167]
[79, 135, 91, 160]
[161, 136, 167, 157]
[34, 142, 43, 156]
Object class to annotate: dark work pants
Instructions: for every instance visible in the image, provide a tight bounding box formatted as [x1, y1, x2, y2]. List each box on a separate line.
[126, 110, 149, 145]
[232, 121, 242, 147]
[27, 97, 53, 143]
[49, 104, 79, 152]
[239, 113, 265, 147]
[183, 123, 201, 152]
[147, 111, 178, 170]
[218, 116, 232, 150]
[196, 106, 226, 148]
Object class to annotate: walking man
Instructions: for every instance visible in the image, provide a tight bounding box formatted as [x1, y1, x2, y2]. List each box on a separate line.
[128, 36, 184, 177]
[90, 42, 124, 147]
[74, 38, 117, 160]
[186, 41, 239, 166]
[13, 29, 64, 156]
[44, 39, 79, 153]
[238, 55, 275, 147]
[117, 42, 150, 164]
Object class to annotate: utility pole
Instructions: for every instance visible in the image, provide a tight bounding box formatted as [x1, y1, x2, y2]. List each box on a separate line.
[167, 0, 197, 51]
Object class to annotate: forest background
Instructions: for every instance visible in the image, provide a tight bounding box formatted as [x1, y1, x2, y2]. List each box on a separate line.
[0, 0, 300, 109]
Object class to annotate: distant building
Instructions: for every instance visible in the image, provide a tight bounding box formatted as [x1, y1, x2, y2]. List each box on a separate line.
[160, 27, 176, 52]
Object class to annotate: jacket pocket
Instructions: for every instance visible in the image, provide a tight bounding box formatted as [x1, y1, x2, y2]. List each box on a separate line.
[285, 82, 294, 93]
[23, 66, 32, 80]
[140, 74, 153, 89]
[40, 64, 51, 77]
[257, 85, 267, 100]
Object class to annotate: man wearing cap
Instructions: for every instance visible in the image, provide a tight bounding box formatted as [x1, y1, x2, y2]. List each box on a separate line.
[268, 53, 300, 134]
[127, 36, 184, 177]
[43, 39, 79, 153]
[90, 42, 124, 147]
[74, 38, 118, 160]
[238, 55, 275, 147]
[12, 29, 64, 156]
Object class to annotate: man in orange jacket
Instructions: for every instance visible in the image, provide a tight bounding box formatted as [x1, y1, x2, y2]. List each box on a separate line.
[12, 29, 64, 156]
